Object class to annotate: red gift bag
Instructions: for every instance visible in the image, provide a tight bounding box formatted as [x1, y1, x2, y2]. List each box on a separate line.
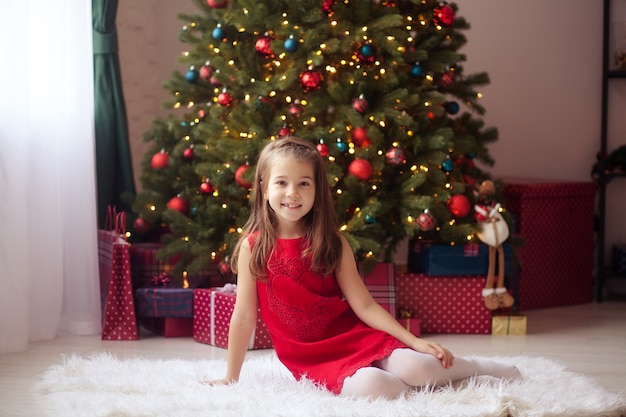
[98, 207, 138, 340]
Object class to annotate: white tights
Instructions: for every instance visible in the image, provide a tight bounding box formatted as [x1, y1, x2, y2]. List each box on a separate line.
[340, 348, 520, 399]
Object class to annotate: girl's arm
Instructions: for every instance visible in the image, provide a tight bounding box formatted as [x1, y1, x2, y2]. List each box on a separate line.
[335, 235, 454, 368]
[206, 239, 258, 385]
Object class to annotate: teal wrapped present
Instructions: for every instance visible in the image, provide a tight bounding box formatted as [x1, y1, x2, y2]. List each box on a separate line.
[408, 240, 512, 276]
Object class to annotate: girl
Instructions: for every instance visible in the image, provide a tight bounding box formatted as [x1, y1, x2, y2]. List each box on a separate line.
[207, 136, 520, 399]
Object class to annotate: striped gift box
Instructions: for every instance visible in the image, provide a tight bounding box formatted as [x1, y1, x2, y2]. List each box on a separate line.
[360, 262, 397, 317]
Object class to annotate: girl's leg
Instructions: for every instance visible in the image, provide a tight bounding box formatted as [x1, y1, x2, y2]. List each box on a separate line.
[378, 348, 520, 388]
[340, 366, 410, 399]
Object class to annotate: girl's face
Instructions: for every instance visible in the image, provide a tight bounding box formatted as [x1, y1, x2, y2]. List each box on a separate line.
[265, 156, 316, 237]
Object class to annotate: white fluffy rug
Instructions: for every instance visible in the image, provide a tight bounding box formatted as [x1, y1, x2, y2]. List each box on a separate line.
[36, 352, 625, 417]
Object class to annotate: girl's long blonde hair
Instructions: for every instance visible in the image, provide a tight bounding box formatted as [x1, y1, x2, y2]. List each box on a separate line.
[230, 136, 342, 279]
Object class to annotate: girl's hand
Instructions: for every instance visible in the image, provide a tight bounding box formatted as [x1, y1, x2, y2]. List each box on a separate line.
[202, 377, 235, 386]
[412, 339, 455, 368]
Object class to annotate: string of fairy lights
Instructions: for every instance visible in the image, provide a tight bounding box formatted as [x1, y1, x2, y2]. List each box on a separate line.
[136, 0, 499, 271]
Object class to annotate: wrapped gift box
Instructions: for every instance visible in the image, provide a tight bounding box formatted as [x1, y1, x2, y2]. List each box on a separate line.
[140, 317, 193, 338]
[407, 240, 512, 276]
[134, 288, 194, 337]
[360, 262, 396, 316]
[503, 179, 596, 309]
[193, 287, 273, 350]
[491, 314, 527, 335]
[129, 243, 215, 289]
[396, 273, 491, 334]
[612, 244, 626, 274]
[135, 288, 194, 318]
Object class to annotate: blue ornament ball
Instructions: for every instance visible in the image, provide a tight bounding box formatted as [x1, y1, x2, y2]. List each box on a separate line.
[336, 139, 348, 152]
[444, 101, 460, 115]
[442, 158, 454, 172]
[365, 214, 376, 224]
[411, 64, 424, 78]
[284, 36, 298, 52]
[185, 68, 198, 83]
[212, 26, 224, 40]
[360, 44, 374, 58]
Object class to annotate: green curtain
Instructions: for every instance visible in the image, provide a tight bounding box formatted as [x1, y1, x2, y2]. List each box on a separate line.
[93, 0, 136, 228]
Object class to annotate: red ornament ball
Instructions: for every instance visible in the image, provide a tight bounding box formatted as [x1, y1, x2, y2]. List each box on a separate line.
[348, 158, 373, 181]
[322, 0, 335, 15]
[200, 181, 215, 195]
[439, 71, 455, 87]
[133, 217, 150, 234]
[151, 150, 169, 170]
[278, 125, 291, 138]
[447, 194, 471, 218]
[255, 35, 274, 58]
[352, 95, 369, 114]
[316, 142, 329, 157]
[351, 127, 371, 148]
[167, 196, 190, 215]
[299, 69, 323, 91]
[207, 0, 227, 8]
[218, 260, 232, 276]
[434, 3, 455, 26]
[235, 164, 252, 188]
[218, 90, 233, 106]
[183, 146, 194, 161]
[417, 211, 435, 231]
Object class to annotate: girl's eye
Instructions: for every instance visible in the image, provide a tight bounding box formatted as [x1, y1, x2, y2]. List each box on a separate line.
[300, 181, 311, 187]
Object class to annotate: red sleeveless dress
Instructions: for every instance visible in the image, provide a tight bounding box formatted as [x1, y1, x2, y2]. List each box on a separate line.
[254, 236, 406, 394]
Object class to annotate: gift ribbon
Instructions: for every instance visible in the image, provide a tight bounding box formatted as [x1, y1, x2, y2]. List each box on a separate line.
[209, 284, 258, 349]
[209, 287, 236, 345]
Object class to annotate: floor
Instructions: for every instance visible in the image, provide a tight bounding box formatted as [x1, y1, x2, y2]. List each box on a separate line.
[1, 301, 625, 417]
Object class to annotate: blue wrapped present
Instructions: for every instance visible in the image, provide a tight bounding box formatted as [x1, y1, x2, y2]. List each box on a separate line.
[407, 240, 512, 276]
[135, 288, 194, 318]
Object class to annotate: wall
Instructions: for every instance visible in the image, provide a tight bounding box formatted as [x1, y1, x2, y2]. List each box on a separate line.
[117, 0, 626, 266]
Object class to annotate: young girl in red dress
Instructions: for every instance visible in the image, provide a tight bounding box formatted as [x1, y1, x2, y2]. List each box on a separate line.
[207, 136, 520, 399]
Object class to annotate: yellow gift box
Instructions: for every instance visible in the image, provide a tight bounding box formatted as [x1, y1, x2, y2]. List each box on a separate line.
[491, 315, 527, 335]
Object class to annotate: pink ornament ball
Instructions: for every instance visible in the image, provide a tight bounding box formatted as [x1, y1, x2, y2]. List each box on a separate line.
[207, 0, 227, 8]
[417, 211, 435, 231]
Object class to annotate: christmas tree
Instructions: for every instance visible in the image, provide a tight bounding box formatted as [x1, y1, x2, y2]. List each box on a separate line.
[131, 0, 501, 278]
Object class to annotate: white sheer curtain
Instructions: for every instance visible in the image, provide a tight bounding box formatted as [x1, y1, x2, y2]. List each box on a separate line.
[0, 1, 101, 353]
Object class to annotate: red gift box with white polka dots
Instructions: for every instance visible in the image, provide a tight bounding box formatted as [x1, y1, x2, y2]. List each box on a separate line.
[503, 179, 596, 310]
[396, 274, 491, 334]
[193, 287, 273, 350]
